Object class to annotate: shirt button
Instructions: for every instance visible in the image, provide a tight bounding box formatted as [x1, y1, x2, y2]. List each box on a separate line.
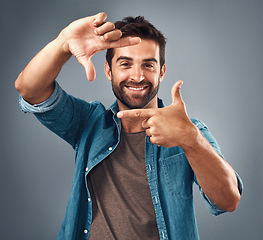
[88, 198, 91, 202]
[85, 167, 89, 172]
[108, 147, 113, 151]
[84, 229, 88, 234]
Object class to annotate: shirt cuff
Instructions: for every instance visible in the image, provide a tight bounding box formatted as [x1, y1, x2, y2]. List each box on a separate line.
[19, 81, 63, 113]
[199, 171, 243, 216]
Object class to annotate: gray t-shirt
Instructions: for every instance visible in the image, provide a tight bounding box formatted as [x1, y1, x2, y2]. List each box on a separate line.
[88, 130, 159, 239]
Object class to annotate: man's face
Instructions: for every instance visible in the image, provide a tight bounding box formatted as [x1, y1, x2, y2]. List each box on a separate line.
[105, 39, 166, 110]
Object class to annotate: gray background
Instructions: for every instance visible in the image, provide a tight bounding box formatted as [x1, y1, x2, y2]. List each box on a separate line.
[1, 0, 262, 239]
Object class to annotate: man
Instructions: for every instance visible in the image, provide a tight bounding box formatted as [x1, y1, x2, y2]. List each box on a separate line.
[15, 12, 243, 240]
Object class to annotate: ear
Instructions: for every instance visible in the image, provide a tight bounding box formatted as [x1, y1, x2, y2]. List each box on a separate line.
[159, 63, 166, 82]
[104, 62, 112, 81]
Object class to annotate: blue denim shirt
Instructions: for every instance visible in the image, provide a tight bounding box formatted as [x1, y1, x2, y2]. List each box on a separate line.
[19, 82, 243, 240]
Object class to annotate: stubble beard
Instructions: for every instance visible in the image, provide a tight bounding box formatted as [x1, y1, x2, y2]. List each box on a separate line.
[111, 75, 160, 109]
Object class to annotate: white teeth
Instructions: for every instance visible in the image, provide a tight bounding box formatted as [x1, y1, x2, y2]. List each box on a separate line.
[127, 87, 145, 90]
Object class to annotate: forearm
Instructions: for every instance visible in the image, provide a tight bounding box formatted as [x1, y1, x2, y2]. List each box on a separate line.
[15, 33, 71, 104]
[15, 13, 140, 105]
[181, 126, 240, 212]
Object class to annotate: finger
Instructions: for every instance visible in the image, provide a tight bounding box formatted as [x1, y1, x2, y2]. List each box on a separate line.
[117, 108, 154, 119]
[145, 128, 152, 137]
[93, 12, 107, 27]
[108, 36, 141, 48]
[142, 118, 150, 129]
[102, 29, 122, 42]
[95, 21, 116, 36]
[149, 136, 160, 146]
[78, 57, 96, 81]
[86, 58, 96, 81]
[171, 80, 183, 103]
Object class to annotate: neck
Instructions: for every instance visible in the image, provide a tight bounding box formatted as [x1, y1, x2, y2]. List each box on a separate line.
[117, 97, 158, 133]
[121, 118, 146, 133]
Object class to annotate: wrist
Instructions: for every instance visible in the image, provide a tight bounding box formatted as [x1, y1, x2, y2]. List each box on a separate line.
[56, 30, 72, 58]
[178, 123, 201, 151]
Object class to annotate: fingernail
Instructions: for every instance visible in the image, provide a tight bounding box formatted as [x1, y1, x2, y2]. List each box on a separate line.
[117, 112, 123, 118]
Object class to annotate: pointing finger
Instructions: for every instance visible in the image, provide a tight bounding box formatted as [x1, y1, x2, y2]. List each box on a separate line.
[117, 108, 155, 119]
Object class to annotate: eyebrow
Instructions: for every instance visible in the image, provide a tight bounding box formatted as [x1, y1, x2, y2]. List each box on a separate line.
[116, 56, 158, 63]
[116, 56, 133, 62]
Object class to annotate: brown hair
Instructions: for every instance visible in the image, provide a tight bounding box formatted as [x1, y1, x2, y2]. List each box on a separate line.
[106, 16, 166, 70]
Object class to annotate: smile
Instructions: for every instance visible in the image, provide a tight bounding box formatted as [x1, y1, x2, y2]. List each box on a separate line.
[126, 86, 147, 91]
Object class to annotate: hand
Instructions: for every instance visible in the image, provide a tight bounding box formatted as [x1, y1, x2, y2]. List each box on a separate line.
[60, 12, 141, 81]
[117, 81, 197, 148]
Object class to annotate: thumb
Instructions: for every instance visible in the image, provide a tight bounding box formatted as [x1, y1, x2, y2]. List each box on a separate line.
[79, 57, 96, 82]
[171, 80, 183, 103]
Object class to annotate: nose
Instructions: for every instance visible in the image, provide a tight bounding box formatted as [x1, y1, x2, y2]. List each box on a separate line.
[130, 65, 144, 82]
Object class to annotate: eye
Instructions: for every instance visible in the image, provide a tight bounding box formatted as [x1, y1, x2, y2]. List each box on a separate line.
[120, 62, 131, 68]
[143, 63, 154, 69]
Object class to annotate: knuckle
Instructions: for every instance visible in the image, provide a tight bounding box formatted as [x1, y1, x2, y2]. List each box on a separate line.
[103, 33, 109, 41]
[142, 120, 147, 129]
[135, 110, 141, 117]
[147, 118, 154, 126]
[150, 137, 159, 145]
[151, 127, 157, 135]
[95, 26, 103, 35]
[150, 109, 158, 116]
[146, 129, 151, 136]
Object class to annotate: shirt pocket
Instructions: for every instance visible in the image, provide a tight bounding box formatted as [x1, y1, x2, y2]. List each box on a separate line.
[160, 153, 193, 199]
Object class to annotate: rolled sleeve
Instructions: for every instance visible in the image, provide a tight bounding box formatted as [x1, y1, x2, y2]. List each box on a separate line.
[199, 187, 226, 216]
[191, 118, 244, 215]
[199, 172, 243, 216]
[19, 81, 63, 113]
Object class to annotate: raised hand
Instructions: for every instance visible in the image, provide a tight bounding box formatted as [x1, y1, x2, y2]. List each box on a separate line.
[60, 12, 141, 81]
[117, 80, 197, 148]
